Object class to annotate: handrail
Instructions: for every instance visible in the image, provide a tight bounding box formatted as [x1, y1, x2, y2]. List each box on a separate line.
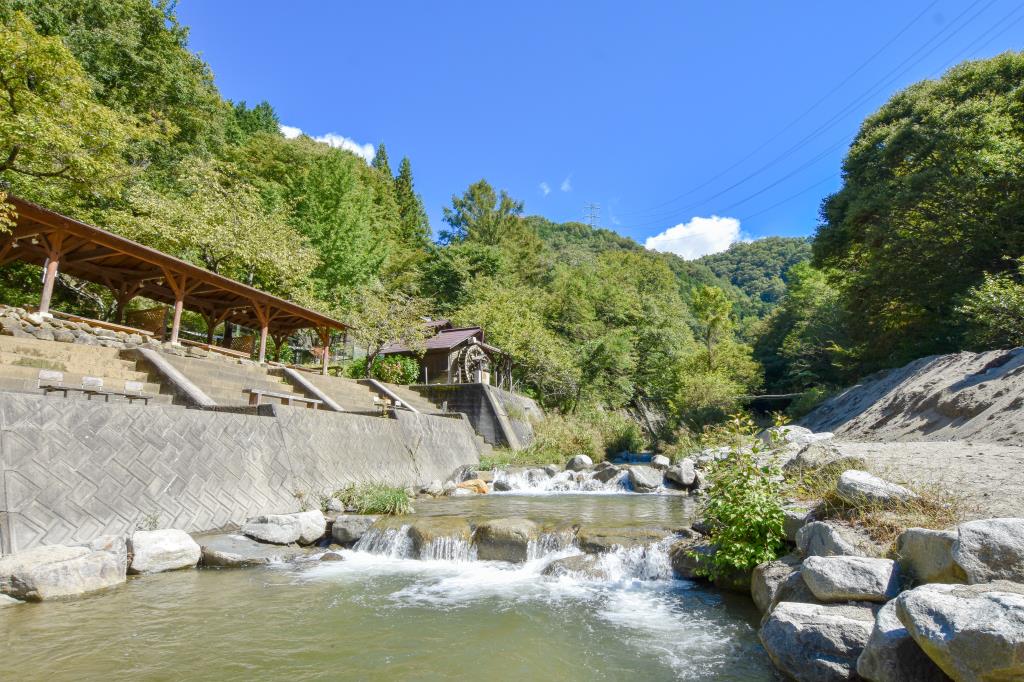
[281, 367, 344, 412]
[136, 348, 217, 408]
[360, 378, 420, 414]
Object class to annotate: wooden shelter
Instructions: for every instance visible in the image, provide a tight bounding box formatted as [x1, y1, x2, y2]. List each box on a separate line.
[0, 196, 347, 370]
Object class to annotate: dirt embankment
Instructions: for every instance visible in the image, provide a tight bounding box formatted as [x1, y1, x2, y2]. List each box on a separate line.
[800, 347, 1024, 446]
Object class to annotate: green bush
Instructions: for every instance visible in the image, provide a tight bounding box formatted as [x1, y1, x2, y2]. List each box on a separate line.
[344, 355, 420, 384]
[786, 386, 831, 419]
[515, 409, 648, 466]
[333, 484, 413, 515]
[693, 425, 785, 578]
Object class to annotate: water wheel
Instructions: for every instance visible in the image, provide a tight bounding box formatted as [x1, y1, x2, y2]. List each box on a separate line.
[456, 343, 489, 383]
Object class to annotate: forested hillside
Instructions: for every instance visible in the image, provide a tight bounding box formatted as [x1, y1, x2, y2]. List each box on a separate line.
[1, 1, 1022, 456]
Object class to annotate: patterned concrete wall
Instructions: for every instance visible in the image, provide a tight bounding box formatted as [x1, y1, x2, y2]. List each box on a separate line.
[0, 394, 480, 554]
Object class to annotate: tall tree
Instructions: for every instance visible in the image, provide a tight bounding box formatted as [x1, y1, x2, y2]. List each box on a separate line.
[441, 179, 523, 245]
[691, 285, 733, 371]
[345, 280, 430, 377]
[371, 143, 392, 177]
[394, 156, 430, 245]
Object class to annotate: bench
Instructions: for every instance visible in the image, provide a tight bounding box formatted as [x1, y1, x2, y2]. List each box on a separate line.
[37, 371, 153, 404]
[244, 388, 322, 409]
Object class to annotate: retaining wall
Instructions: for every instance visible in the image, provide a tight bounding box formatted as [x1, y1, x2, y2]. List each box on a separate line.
[0, 393, 481, 554]
[410, 383, 541, 449]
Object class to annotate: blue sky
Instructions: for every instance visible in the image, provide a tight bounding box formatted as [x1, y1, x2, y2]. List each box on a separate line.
[177, 1, 1024, 259]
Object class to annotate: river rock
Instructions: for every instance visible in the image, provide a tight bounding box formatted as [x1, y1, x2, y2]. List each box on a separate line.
[319, 551, 345, 562]
[474, 518, 539, 563]
[896, 581, 1024, 682]
[542, 553, 611, 580]
[492, 479, 513, 491]
[542, 464, 560, 477]
[566, 454, 594, 471]
[419, 480, 444, 497]
[783, 503, 817, 543]
[836, 470, 917, 507]
[856, 600, 951, 682]
[951, 517, 1024, 584]
[456, 478, 488, 494]
[650, 454, 670, 470]
[199, 533, 306, 567]
[760, 425, 834, 449]
[242, 511, 326, 545]
[797, 521, 884, 558]
[628, 466, 662, 492]
[408, 516, 472, 557]
[783, 441, 867, 475]
[579, 526, 670, 554]
[665, 458, 696, 487]
[801, 556, 900, 603]
[87, 534, 128, 576]
[752, 554, 802, 614]
[769, 568, 822, 614]
[0, 594, 21, 606]
[896, 528, 965, 585]
[129, 529, 201, 574]
[331, 515, 381, 544]
[593, 465, 621, 483]
[760, 602, 877, 682]
[324, 497, 344, 512]
[0, 544, 126, 601]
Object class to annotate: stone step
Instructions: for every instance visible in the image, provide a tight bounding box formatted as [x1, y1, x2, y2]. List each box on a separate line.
[159, 354, 268, 376]
[0, 361, 152, 384]
[0, 377, 175, 404]
[0, 336, 134, 364]
[187, 376, 298, 394]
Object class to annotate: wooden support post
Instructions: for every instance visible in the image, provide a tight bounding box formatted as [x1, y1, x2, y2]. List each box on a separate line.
[271, 333, 286, 362]
[318, 328, 331, 376]
[113, 281, 143, 324]
[251, 302, 271, 364]
[38, 233, 64, 316]
[162, 269, 188, 345]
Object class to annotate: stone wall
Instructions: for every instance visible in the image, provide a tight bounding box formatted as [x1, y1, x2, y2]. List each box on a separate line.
[0, 393, 480, 554]
[410, 383, 540, 449]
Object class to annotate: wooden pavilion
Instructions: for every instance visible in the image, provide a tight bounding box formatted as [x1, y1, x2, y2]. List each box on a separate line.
[0, 196, 347, 371]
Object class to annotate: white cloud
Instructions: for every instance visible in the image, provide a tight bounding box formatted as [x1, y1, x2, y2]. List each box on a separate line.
[644, 215, 741, 260]
[539, 182, 551, 196]
[560, 175, 572, 192]
[278, 124, 375, 163]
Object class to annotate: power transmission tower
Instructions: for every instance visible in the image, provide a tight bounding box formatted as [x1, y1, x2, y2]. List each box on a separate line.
[584, 202, 600, 228]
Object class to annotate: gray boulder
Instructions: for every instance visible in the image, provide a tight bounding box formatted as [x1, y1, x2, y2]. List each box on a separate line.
[86, 534, 128, 576]
[199, 533, 306, 568]
[783, 441, 866, 475]
[896, 528, 965, 585]
[760, 602, 877, 682]
[325, 497, 344, 513]
[319, 551, 345, 562]
[473, 518, 539, 563]
[408, 516, 472, 557]
[760, 425, 834, 448]
[628, 466, 663, 493]
[752, 553, 802, 614]
[241, 510, 326, 545]
[856, 601, 951, 682]
[492, 479, 513, 491]
[593, 465, 621, 483]
[951, 517, 1024, 584]
[0, 544, 125, 601]
[419, 480, 444, 496]
[581, 526, 671, 554]
[565, 454, 594, 471]
[650, 454, 671, 470]
[896, 581, 1024, 682]
[331, 515, 380, 544]
[797, 521, 884, 558]
[769, 569, 822, 614]
[801, 556, 900, 603]
[129, 529, 201, 574]
[541, 553, 611, 581]
[783, 504, 817, 543]
[836, 470, 917, 507]
[665, 458, 696, 487]
[542, 464, 560, 477]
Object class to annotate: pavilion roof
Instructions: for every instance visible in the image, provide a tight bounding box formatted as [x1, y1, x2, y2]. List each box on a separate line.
[0, 196, 347, 336]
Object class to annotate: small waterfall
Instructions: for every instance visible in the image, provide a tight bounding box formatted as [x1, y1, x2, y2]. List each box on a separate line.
[597, 538, 674, 582]
[493, 468, 629, 494]
[418, 535, 477, 562]
[353, 525, 414, 558]
[527, 530, 576, 561]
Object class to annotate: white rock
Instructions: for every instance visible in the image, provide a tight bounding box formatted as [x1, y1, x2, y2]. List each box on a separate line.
[627, 466, 663, 493]
[0, 544, 125, 601]
[760, 601, 877, 681]
[856, 600, 950, 682]
[801, 556, 901, 603]
[565, 454, 594, 471]
[896, 581, 1024, 682]
[836, 469, 917, 507]
[797, 521, 884, 558]
[759, 425, 834, 447]
[665, 458, 697, 487]
[896, 527, 965, 585]
[650, 454, 670, 470]
[952, 517, 1024, 584]
[129, 529, 201, 574]
[242, 510, 326, 545]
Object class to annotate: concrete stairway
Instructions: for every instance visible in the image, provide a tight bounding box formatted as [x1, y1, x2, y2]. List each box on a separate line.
[372, 381, 443, 413]
[292, 372, 381, 411]
[0, 335, 173, 405]
[158, 353, 315, 408]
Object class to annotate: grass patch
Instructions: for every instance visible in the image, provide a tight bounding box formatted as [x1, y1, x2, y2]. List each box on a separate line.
[332, 484, 413, 515]
[479, 447, 558, 470]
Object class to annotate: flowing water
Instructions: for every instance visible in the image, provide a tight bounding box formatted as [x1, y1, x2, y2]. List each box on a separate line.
[0, 494, 779, 681]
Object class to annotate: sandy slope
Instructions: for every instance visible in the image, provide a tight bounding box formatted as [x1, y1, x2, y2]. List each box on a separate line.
[800, 347, 1024, 446]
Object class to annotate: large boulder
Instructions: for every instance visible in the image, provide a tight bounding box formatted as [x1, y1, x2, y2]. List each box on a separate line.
[408, 516, 472, 559]
[760, 602, 877, 682]
[896, 581, 1024, 682]
[768, 569, 822, 614]
[752, 554, 802, 615]
[667, 540, 751, 593]
[627, 466, 663, 493]
[760, 425, 834, 448]
[129, 529, 201, 574]
[856, 601, 951, 682]
[951, 518, 1024, 584]
[797, 521, 884, 558]
[198, 533, 306, 568]
[565, 454, 594, 472]
[836, 470, 917, 507]
[593, 465, 622, 484]
[0, 544, 126, 601]
[473, 518, 539, 563]
[331, 515, 381, 544]
[650, 454, 671, 470]
[665, 458, 696, 487]
[456, 478, 488, 495]
[579, 526, 670, 554]
[801, 556, 900, 603]
[541, 553, 611, 581]
[783, 503, 817, 543]
[783, 441, 866, 475]
[241, 511, 326, 545]
[896, 528, 965, 585]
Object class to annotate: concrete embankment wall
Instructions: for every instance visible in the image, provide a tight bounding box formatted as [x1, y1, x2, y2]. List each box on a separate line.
[410, 383, 542, 449]
[0, 393, 480, 554]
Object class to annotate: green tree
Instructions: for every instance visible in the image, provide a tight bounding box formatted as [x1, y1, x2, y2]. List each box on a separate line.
[0, 11, 140, 200]
[441, 179, 524, 245]
[814, 53, 1024, 371]
[345, 281, 430, 377]
[371, 143, 391, 177]
[691, 285, 733, 370]
[394, 156, 431, 245]
[957, 259, 1024, 349]
[227, 100, 280, 143]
